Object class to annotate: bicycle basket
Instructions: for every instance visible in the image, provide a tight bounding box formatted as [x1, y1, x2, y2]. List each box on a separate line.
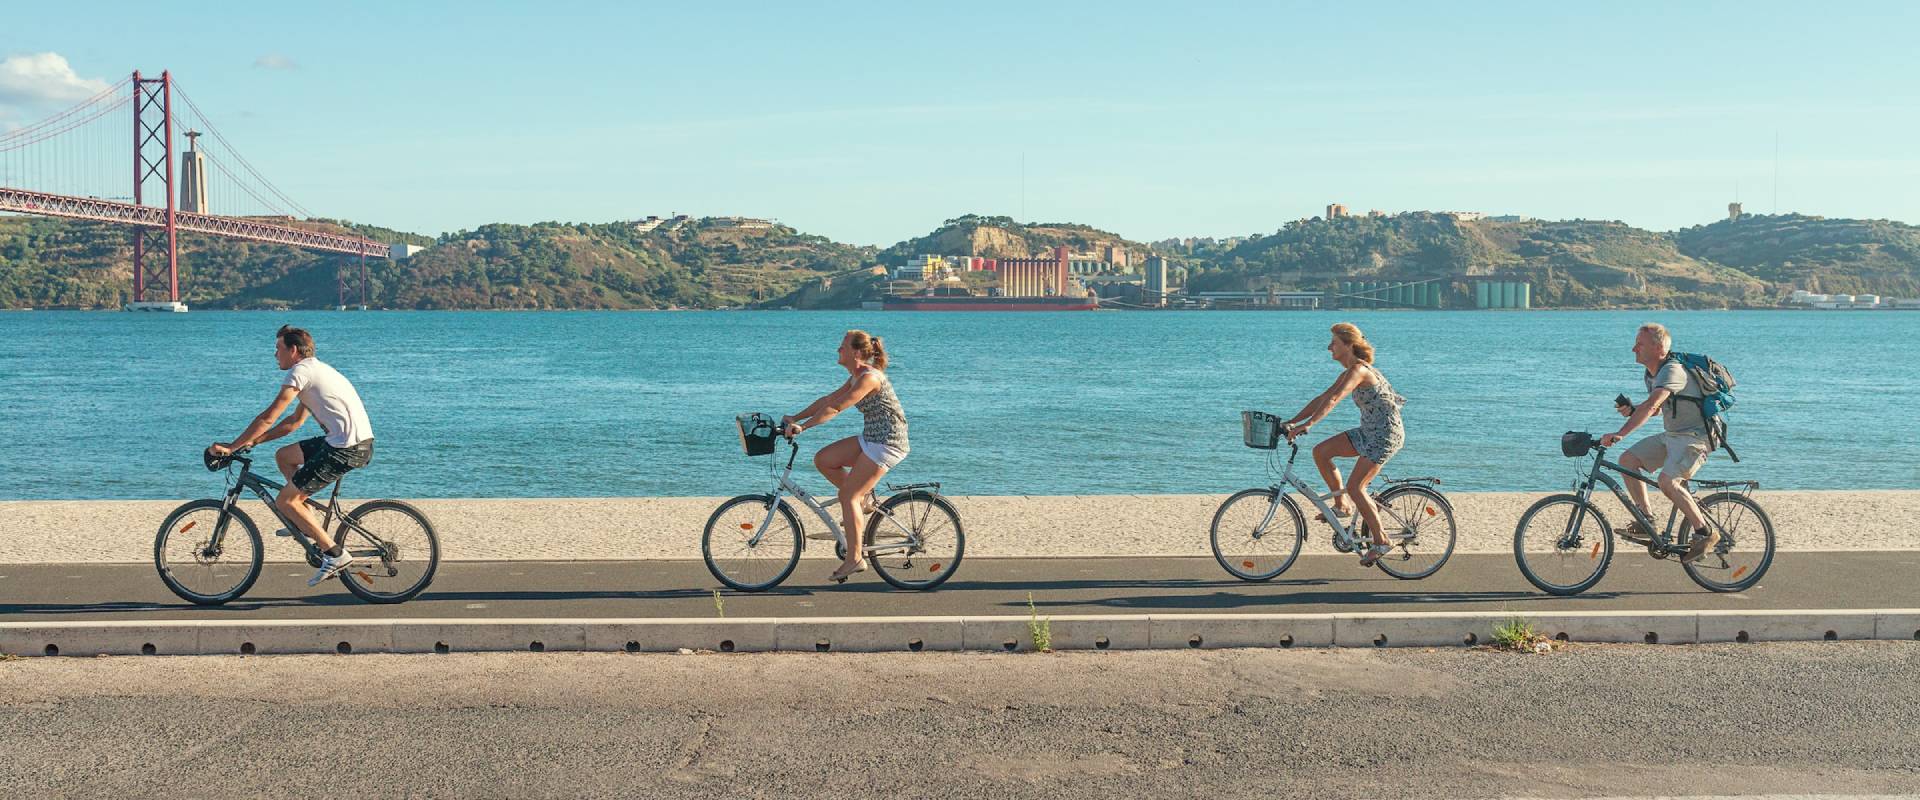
[736, 413, 778, 456]
[1242, 410, 1284, 450]
[1561, 431, 1596, 458]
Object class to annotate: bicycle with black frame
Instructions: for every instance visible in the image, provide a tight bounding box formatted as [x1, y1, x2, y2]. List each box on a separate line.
[153, 447, 440, 605]
[1512, 429, 1774, 596]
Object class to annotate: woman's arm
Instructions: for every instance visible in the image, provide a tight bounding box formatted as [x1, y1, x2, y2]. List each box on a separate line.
[1285, 366, 1368, 436]
[786, 373, 881, 435]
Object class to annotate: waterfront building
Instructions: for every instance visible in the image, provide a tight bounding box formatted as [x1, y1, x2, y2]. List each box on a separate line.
[996, 246, 1070, 297]
[1144, 256, 1169, 306]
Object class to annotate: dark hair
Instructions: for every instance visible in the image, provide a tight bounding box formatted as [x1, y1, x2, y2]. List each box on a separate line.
[277, 325, 315, 358]
[846, 329, 888, 369]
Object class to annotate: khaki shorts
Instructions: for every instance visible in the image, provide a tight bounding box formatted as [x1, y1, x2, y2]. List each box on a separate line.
[1624, 432, 1709, 480]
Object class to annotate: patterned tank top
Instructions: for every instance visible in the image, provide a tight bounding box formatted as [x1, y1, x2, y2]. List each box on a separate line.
[856, 368, 909, 451]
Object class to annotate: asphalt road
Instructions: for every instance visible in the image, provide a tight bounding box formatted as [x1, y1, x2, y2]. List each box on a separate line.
[2, 552, 1915, 621]
[2, 643, 1916, 798]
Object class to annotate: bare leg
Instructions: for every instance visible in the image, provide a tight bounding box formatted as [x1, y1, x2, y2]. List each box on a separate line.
[836, 455, 888, 574]
[272, 442, 335, 551]
[1345, 456, 1388, 549]
[1313, 434, 1357, 515]
[1659, 472, 1706, 531]
[813, 437, 858, 494]
[813, 437, 872, 515]
[1619, 450, 1654, 518]
[275, 485, 334, 552]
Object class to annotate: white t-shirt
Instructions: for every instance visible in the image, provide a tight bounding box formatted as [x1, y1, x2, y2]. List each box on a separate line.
[283, 357, 374, 448]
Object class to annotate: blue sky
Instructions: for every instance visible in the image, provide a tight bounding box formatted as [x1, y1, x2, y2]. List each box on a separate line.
[5, 1, 1917, 244]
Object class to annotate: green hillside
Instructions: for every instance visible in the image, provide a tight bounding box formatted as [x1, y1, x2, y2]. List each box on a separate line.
[1190, 213, 1769, 308]
[1676, 213, 1920, 297]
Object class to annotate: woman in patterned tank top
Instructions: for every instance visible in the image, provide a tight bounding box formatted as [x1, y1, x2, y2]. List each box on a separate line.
[1280, 322, 1407, 567]
[781, 330, 910, 584]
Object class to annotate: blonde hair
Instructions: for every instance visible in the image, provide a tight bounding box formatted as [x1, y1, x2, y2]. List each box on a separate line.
[1331, 322, 1374, 364]
[846, 329, 889, 369]
[1638, 322, 1671, 351]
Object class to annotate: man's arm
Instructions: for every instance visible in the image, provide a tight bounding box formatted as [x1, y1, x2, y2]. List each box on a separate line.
[1602, 387, 1670, 447]
[212, 387, 306, 454]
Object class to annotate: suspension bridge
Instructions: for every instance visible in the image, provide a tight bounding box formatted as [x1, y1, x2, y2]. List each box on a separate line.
[0, 70, 392, 311]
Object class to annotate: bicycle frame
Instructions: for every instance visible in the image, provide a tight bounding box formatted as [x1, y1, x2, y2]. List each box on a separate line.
[209, 454, 375, 561]
[745, 438, 925, 557]
[1253, 439, 1428, 549]
[1568, 444, 1758, 555]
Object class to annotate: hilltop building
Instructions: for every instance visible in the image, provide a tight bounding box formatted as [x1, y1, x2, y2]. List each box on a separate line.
[1326, 203, 1350, 219]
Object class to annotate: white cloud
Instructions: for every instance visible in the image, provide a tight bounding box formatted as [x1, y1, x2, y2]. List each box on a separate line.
[253, 54, 298, 70]
[0, 52, 111, 106]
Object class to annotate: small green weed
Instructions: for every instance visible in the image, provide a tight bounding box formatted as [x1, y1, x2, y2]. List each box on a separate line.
[1026, 592, 1052, 653]
[1491, 616, 1554, 653]
[712, 589, 726, 619]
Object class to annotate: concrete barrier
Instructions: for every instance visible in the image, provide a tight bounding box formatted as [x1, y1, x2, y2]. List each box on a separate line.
[4, 610, 1917, 657]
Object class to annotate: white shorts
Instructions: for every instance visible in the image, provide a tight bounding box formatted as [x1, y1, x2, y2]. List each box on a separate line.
[858, 438, 908, 470]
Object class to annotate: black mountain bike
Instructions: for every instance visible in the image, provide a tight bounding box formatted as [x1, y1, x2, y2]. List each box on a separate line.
[1513, 431, 1774, 596]
[154, 447, 440, 605]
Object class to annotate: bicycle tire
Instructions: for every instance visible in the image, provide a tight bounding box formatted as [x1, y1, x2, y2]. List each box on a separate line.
[1682, 492, 1775, 593]
[1513, 493, 1614, 596]
[1371, 485, 1457, 580]
[869, 491, 965, 591]
[703, 494, 803, 592]
[337, 500, 441, 604]
[154, 499, 264, 606]
[1209, 488, 1306, 581]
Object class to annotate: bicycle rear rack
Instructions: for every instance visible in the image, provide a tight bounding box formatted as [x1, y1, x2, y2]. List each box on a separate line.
[885, 481, 941, 494]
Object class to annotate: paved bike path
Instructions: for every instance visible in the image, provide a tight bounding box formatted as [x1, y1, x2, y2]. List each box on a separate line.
[2, 552, 1913, 621]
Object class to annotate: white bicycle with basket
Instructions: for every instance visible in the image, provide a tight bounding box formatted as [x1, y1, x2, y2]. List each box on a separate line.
[1210, 410, 1459, 581]
[701, 413, 966, 591]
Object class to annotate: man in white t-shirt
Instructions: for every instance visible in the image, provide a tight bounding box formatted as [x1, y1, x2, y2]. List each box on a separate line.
[208, 325, 375, 586]
[1599, 322, 1716, 561]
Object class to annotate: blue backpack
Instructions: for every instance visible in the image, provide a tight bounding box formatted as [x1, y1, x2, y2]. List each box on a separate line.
[1666, 352, 1739, 461]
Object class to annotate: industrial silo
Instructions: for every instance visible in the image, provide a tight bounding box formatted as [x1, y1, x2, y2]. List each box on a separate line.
[1499, 281, 1516, 309]
[1474, 281, 1491, 309]
[1517, 282, 1532, 309]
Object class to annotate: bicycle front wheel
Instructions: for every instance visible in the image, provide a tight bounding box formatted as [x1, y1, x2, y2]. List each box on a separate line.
[868, 491, 964, 591]
[1682, 492, 1775, 593]
[337, 500, 441, 604]
[1371, 485, 1457, 580]
[1210, 488, 1306, 581]
[154, 499, 264, 606]
[1514, 494, 1614, 596]
[703, 494, 803, 592]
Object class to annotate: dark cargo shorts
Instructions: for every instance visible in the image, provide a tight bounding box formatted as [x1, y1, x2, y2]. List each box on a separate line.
[292, 436, 374, 494]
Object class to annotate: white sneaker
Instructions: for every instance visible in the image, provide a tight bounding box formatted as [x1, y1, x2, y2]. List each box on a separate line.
[308, 551, 356, 586]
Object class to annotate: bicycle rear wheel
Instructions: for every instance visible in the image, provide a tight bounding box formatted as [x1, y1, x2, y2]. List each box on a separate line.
[1371, 485, 1457, 580]
[1513, 494, 1614, 596]
[154, 499, 264, 606]
[868, 491, 964, 591]
[337, 500, 441, 604]
[1682, 492, 1775, 593]
[703, 494, 803, 592]
[1209, 488, 1305, 581]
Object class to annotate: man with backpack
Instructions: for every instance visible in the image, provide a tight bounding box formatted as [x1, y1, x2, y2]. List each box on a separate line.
[1599, 322, 1729, 562]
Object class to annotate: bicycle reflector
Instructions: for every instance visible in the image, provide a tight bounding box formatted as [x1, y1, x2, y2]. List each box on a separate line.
[1561, 431, 1597, 458]
[1242, 411, 1283, 450]
[737, 413, 778, 456]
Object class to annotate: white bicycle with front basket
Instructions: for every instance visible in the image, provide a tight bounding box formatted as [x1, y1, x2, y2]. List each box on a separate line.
[1210, 410, 1459, 581]
[701, 413, 965, 591]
